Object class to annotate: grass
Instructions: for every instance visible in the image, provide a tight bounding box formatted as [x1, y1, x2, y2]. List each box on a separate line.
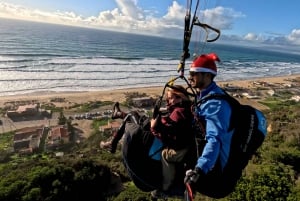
[70, 101, 114, 113]
[0, 132, 14, 150]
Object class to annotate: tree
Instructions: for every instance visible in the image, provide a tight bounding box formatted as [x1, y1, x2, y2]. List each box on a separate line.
[231, 163, 294, 201]
[58, 111, 67, 125]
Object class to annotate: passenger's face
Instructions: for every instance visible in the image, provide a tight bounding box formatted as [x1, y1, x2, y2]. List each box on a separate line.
[166, 91, 181, 106]
[189, 72, 206, 90]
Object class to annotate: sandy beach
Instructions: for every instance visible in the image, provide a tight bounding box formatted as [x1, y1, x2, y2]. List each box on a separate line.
[1, 74, 300, 138]
[1, 74, 300, 108]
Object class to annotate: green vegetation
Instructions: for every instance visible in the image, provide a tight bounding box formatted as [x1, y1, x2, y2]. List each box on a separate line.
[124, 91, 149, 106]
[0, 158, 114, 201]
[0, 97, 300, 200]
[0, 132, 13, 150]
[70, 101, 113, 113]
[91, 119, 108, 130]
[0, 108, 5, 116]
[41, 104, 63, 113]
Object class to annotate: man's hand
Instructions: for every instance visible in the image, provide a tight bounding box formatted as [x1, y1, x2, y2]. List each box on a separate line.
[150, 117, 158, 128]
[184, 168, 203, 184]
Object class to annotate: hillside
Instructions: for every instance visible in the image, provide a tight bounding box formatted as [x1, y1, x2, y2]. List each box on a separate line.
[1, 76, 300, 200]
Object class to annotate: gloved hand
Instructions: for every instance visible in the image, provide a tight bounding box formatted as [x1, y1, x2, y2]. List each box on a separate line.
[184, 168, 203, 184]
[152, 98, 162, 118]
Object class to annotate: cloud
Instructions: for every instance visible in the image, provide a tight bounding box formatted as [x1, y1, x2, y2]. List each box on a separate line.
[115, 0, 144, 20]
[243, 33, 267, 42]
[287, 29, 300, 45]
[244, 33, 258, 41]
[87, 1, 186, 37]
[201, 6, 244, 30]
[0, 1, 236, 37]
[0, 1, 299, 47]
[241, 29, 300, 47]
[0, 2, 84, 26]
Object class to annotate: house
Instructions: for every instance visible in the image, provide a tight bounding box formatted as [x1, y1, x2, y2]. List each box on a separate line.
[16, 104, 39, 113]
[47, 126, 69, 148]
[7, 104, 39, 118]
[13, 126, 44, 154]
[99, 121, 121, 133]
[6, 103, 52, 121]
[132, 97, 154, 107]
[291, 95, 300, 102]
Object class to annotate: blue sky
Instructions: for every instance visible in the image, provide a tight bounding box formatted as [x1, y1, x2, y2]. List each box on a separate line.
[0, 0, 300, 51]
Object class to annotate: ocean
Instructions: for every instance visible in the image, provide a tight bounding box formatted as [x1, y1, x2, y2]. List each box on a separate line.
[1, 18, 300, 96]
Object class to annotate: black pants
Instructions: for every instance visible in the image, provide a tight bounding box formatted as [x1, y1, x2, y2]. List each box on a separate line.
[111, 111, 141, 149]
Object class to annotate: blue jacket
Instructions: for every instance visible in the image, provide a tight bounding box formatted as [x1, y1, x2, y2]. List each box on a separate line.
[195, 81, 234, 174]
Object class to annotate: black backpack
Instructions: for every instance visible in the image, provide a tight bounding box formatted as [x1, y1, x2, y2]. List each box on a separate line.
[194, 90, 268, 198]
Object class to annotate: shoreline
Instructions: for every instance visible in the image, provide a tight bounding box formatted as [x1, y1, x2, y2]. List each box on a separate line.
[1, 74, 300, 107]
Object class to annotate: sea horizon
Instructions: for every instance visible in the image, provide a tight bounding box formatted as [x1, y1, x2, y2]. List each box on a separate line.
[1, 18, 300, 96]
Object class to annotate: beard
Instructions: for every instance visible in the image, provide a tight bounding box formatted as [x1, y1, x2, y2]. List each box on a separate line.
[189, 77, 205, 89]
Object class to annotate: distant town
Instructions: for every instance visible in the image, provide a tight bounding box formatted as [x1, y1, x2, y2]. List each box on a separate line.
[0, 95, 154, 156]
[1, 78, 300, 157]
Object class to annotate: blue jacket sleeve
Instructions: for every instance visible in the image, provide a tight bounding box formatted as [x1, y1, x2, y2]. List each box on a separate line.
[195, 98, 233, 174]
